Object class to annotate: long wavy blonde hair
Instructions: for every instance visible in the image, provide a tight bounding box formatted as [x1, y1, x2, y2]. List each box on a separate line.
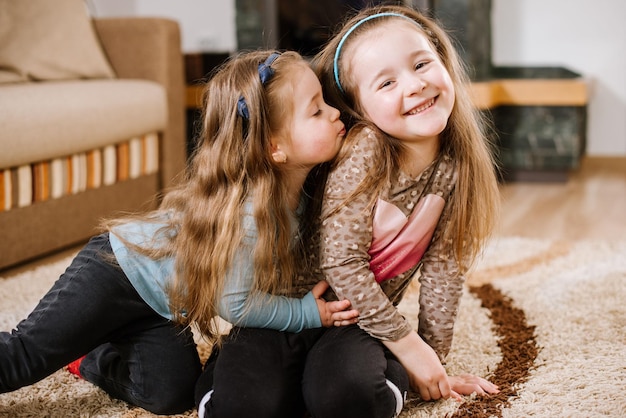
[312, 5, 500, 271]
[106, 50, 314, 342]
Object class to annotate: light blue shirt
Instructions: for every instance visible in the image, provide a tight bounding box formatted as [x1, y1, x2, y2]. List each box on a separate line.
[109, 204, 321, 332]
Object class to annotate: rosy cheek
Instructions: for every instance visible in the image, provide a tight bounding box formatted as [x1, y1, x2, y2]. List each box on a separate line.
[369, 96, 395, 118]
[364, 105, 388, 126]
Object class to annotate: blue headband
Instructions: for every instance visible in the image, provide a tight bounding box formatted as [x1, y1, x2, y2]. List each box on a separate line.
[238, 52, 281, 119]
[333, 12, 416, 93]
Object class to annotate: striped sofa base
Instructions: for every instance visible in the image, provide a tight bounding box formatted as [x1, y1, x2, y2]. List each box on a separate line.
[0, 133, 162, 270]
[1, 133, 159, 212]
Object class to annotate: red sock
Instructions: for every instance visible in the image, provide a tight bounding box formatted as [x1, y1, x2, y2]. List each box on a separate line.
[66, 355, 86, 379]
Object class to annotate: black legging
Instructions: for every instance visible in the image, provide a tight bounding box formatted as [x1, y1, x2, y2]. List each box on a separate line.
[199, 324, 405, 418]
[0, 234, 202, 414]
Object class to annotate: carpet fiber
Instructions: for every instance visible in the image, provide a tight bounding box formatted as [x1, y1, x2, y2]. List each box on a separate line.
[1, 237, 625, 417]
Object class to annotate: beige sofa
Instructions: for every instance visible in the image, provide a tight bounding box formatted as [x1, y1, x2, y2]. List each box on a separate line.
[0, 2, 187, 270]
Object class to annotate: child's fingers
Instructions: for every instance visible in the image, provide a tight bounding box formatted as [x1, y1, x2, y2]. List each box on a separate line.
[330, 306, 359, 326]
[449, 374, 500, 396]
[310, 280, 330, 297]
[330, 307, 359, 319]
[480, 379, 500, 394]
[327, 299, 353, 312]
[329, 307, 359, 327]
[467, 375, 499, 394]
[333, 317, 359, 327]
[450, 389, 463, 402]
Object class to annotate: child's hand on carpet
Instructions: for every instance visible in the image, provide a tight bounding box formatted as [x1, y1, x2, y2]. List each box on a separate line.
[449, 374, 500, 396]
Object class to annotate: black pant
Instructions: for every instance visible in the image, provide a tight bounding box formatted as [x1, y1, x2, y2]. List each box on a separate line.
[201, 324, 404, 418]
[0, 234, 202, 414]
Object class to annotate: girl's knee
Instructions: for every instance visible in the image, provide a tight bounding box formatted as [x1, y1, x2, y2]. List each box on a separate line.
[141, 393, 195, 415]
[140, 370, 201, 414]
[208, 389, 303, 418]
[305, 376, 396, 418]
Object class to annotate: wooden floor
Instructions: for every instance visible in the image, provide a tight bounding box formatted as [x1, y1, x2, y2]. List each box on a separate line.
[496, 156, 626, 241]
[2, 157, 625, 277]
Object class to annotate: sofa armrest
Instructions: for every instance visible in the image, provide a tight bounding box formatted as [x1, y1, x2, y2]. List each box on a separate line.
[93, 17, 187, 190]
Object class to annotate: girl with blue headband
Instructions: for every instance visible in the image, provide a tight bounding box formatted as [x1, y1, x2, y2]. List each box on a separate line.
[194, 5, 501, 418]
[0, 50, 355, 415]
[310, 4, 502, 415]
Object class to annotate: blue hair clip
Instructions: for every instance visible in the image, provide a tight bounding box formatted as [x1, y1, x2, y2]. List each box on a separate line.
[237, 52, 282, 120]
[237, 96, 249, 119]
[333, 12, 415, 93]
[258, 52, 281, 84]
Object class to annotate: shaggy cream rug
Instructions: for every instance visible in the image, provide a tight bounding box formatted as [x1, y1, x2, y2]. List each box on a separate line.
[1, 237, 624, 417]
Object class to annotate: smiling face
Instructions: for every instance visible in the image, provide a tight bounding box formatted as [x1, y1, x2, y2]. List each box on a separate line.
[345, 19, 455, 148]
[274, 64, 346, 170]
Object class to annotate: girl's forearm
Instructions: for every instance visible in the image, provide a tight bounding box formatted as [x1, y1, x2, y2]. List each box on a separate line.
[219, 250, 321, 332]
[219, 289, 321, 332]
[383, 331, 454, 400]
[383, 330, 433, 362]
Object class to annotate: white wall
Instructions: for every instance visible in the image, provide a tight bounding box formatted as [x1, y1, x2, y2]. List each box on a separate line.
[89, 0, 236, 53]
[90, 0, 626, 156]
[492, 0, 626, 156]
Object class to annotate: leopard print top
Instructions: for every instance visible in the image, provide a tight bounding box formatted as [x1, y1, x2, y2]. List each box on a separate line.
[314, 128, 463, 360]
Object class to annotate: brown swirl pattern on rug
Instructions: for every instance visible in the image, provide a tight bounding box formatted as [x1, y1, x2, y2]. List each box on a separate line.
[447, 241, 571, 417]
[450, 284, 538, 418]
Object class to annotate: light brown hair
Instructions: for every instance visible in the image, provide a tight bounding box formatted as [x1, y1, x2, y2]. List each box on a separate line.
[106, 50, 314, 342]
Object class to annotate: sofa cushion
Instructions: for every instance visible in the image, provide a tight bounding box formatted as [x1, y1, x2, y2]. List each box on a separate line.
[0, 0, 115, 83]
[0, 79, 167, 168]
